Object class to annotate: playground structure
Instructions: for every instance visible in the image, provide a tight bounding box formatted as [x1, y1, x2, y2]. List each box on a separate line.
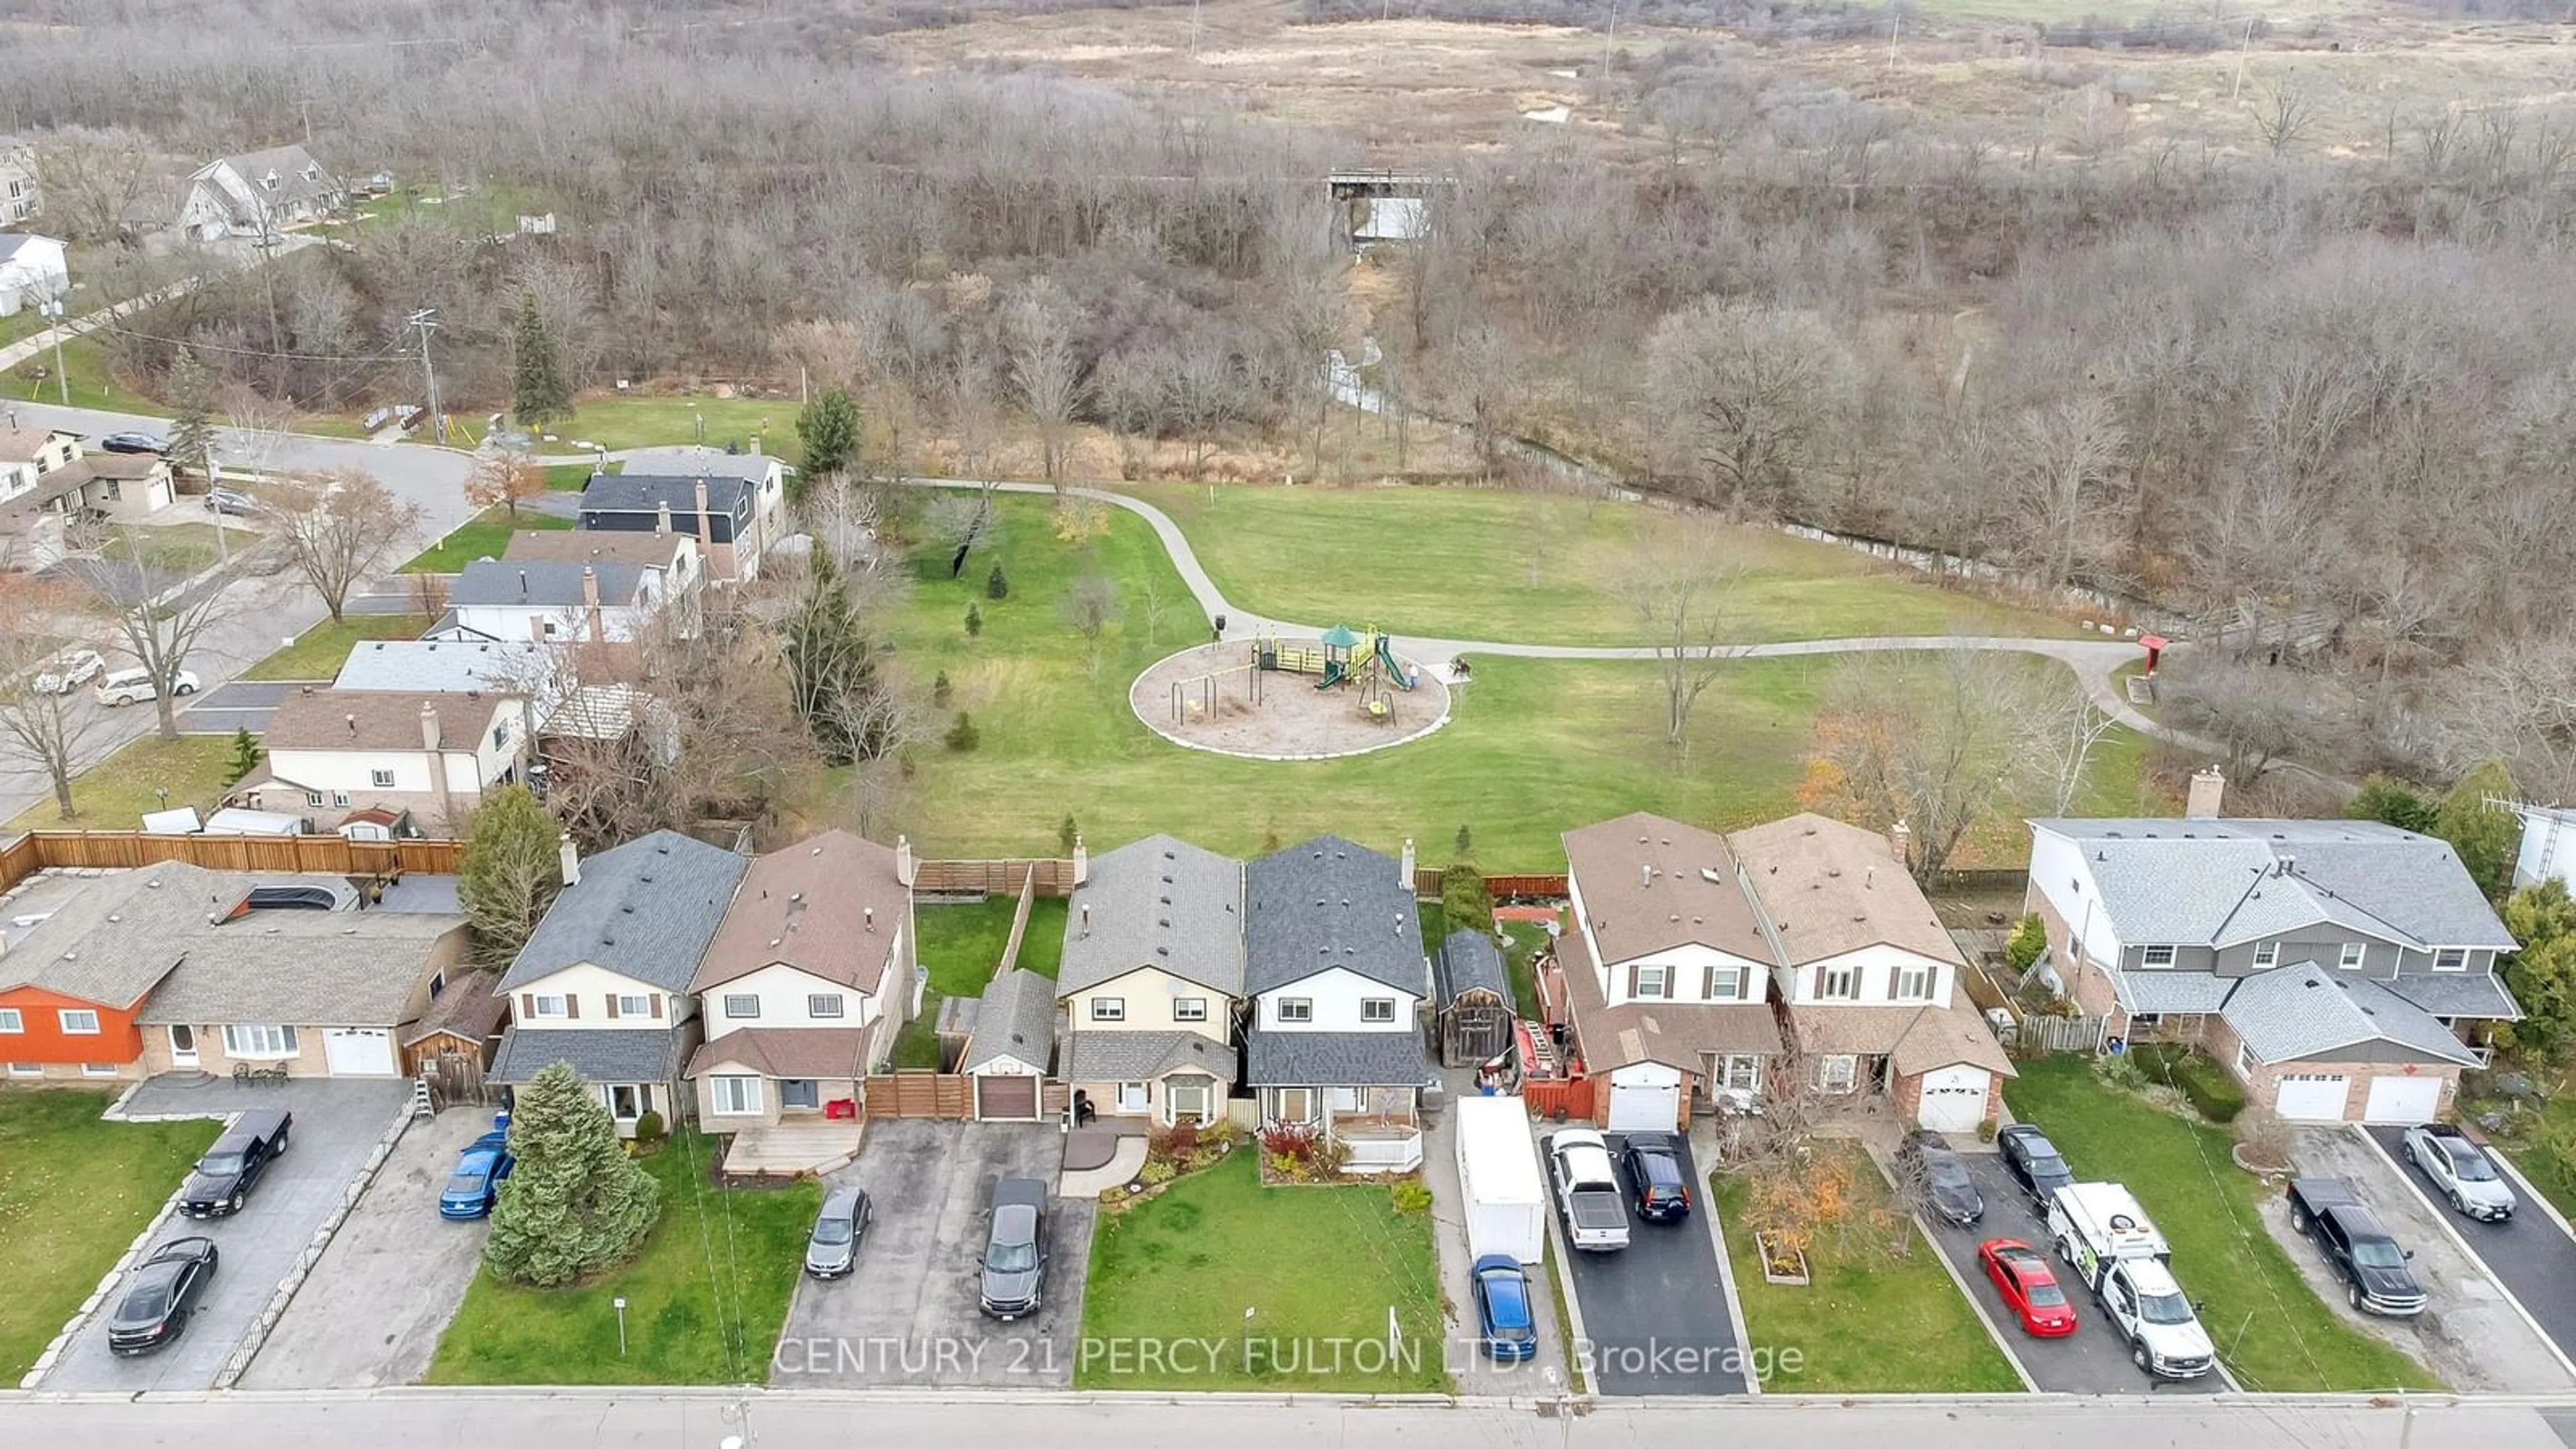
[1168, 657, 1268, 725]
[1132, 632, 1452, 761]
[1258, 624, 1417, 725]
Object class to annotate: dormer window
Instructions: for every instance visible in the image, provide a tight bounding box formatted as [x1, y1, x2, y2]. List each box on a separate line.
[260, 170, 280, 191]
[303, 164, 321, 182]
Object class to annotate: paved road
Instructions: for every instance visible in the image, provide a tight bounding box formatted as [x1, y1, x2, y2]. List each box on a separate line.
[180, 680, 301, 735]
[2366, 1126, 2576, 1375]
[1552, 1134, 1746, 1395]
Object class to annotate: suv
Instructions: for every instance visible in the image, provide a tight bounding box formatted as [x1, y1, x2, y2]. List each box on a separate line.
[1997, 1124, 2074, 1212]
[180, 1108, 292, 1218]
[1617, 1132, 1693, 1222]
[978, 1177, 1049, 1320]
[805, 1185, 873, 1279]
[2403, 1122, 2516, 1222]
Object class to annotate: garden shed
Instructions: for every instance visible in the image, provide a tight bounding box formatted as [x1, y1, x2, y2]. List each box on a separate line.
[1435, 928, 1515, 1068]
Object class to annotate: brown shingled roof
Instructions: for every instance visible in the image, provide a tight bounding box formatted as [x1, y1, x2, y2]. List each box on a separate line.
[1562, 811, 1770, 965]
[1727, 813, 1962, 967]
[1782, 981, 2016, 1079]
[691, 829, 910, 996]
[0, 427, 66, 463]
[263, 688, 525, 752]
[684, 1024, 875, 1080]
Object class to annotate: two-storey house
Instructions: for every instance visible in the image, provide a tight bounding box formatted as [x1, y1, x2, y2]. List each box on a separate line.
[577, 451, 790, 584]
[0, 425, 174, 528]
[1558, 814, 1786, 1130]
[0, 140, 39, 226]
[1243, 835, 1434, 1173]
[443, 559, 672, 645]
[684, 830, 913, 1143]
[490, 831, 749, 1134]
[1057, 834, 1243, 1128]
[177, 145, 343, 240]
[236, 688, 532, 835]
[2026, 814, 2516, 1124]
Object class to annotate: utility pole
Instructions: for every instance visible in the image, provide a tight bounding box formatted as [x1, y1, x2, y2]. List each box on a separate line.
[409, 308, 446, 446]
[293, 96, 315, 148]
[2231, 17, 2257, 103]
[38, 297, 66, 406]
[1888, 11, 1900, 72]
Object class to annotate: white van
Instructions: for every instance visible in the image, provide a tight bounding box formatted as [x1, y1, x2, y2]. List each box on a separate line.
[95, 667, 201, 706]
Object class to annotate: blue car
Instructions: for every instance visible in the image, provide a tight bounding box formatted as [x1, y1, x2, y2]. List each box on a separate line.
[438, 1131, 514, 1220]
[1470, 1252, 1538, 1361]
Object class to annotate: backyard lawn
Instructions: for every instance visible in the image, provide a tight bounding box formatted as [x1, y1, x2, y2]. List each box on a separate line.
[1077, 1149, 1448, 1392]
[2005, 1057, 2438, 1392]
[1126, 483, 2084, 647]
[0, 1091, 223, 1381]
[243, 613, 437, 681]
[425, 1132, 815, 1385]
[1711, 1146, 2023, 1393]
[3, 733, 239, 835]
[539, 395, 798, 460]
[892, 896, 1071, 1069]
[400, 505, 573, 573]
[101, 523, 256, 578]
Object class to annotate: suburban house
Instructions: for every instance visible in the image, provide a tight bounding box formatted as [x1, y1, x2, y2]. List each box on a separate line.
[0, 425, 176, 526]
[578, 451, 789, 584]
[0, 865, 467, 1081]
[0, 140, 37, 225]
[1432, 928, 1513, 1069]
[490, 830, 750, 1135]
[502, 525, 703, 598]
[334, 639, 570, 718]
[1242, 835, 1434, 1173]
[177, 145, 343, 239]
[235, 688, 533, 835]
[1730, 814, 2015, 1132]
[0, 232, 66, 315]
[959, 968, 1057, 1122]
[442, 559, 672, 645]
[1057, 833, 1244, 1128]
[1557, 814, 1788, 1130]
[684, 830, 914, 1155]
[2026, 813, 2517, 1124]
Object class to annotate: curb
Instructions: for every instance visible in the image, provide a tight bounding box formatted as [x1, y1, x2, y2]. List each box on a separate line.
[1694, 1136, 1760, 1396]
[212, 1096, 415, 1389]
[2360, 1126, 2576, 1385]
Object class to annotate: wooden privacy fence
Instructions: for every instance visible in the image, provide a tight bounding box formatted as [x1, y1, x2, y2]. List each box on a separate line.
[2021, 1014, 2109, 1055]
[912, 858, 1077, 896]
[1523, 1077, 1598, 1123]
[864, 1070, 973, 1120]
[0, 830, 464, 892]
[1409, 869, 1568, 899]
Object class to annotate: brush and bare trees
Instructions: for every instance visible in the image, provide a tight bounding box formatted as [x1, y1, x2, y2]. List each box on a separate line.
[465, 450, 547, 521]
[1646, 299, 1855, 518]
[1615, 523, 1744, 753]
[260, 468, 425, 624]
[0, 581, 109, 820]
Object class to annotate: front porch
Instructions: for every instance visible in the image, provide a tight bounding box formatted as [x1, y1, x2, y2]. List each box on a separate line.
[716, 1117, 865, 1179]
[1260, 1087, 1425, 1174]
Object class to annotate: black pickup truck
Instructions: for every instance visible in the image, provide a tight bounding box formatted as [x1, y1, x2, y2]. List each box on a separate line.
[2287, 1177, 2425, 1317]
[178, 1108, 293, 1219]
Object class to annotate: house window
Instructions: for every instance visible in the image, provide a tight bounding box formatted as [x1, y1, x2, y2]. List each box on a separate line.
[2339, 942, 2365, 971]
[370, 769, 396, 788]
[2235, 1040, 2258, 1078]
[1817, 1054, 1858, 1093]
[6, 1063, 40, 1077]
[1168, 1079, 1212, 1124]
[103, 479, 120, 502]
[711, 1075, 763, 1116]
[2252, 941, 2279, 969]
[527, 994, 566, 1018]
[2142, 945, 2177, 967]
[57, 1008, 99, 1034]
[305, 791, 325, 808]
[608, 1084, 645, 1121]
[331, 791, 351, 808]
[222, 1024, 297, 1058]
[1818, 966, 1860, 1002]
[0, 1008, 19, 1033]
[1708, 966, 1744, 1001]
[808, 994, 845, 1019]
[2434, 949, 2468, 973]
[1273, 1087, 1313, 1122]
[1894, 965, 1933, 1002]
[723, 994, 761, 1019]
[1276, 998, 1313, 1024]
[1090, 998, 1125, 1023]
[1361, 998, 1397, 1023]
[81, 1063, 118, 1078]
[492, 724, 508, 750]
[1635, 965, 1670, 1000]
[614, 994, 651, 1018]
[1173, 998, 1208, 1022]
[1720, 1054, 1761, 1091]
[541, 620, 560, 637]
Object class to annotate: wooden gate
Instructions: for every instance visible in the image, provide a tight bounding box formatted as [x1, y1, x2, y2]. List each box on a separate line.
[863, 1069, 973, 1120]
[418, 1051, 494, 1111]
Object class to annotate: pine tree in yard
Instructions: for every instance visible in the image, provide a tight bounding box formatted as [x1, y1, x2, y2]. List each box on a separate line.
[795, 388, 861, 498]
[165, 347, 215, 483]
[223, 726, 262, 786]
[1059, 814, 1079, 853]
[985, 562, 1010, 600]
[511, 292, 573, 429]
[483, 1061, 661, 1288]
[782, 549, 889, 766]
[964, 603, 982, 638]
[932, 670, 953, 708]
[458, 785, 564, 965]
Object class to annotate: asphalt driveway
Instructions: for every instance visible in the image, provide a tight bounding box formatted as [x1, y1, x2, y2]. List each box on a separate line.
[42, 1076, 406, 1391]
[1916, 1152, 2227, 1395]
[1553, 1132, 1746, 1395]
[2361, 1125, 2576, 1387]
[180, 680, 298, 735]
[239, 1106, 499, 1389]
[771, 1120, 1091, 1389]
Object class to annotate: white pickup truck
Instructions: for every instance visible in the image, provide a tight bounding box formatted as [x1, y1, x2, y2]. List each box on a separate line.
[1546, 1128, 1631, 1252]
[2046, 1181, 2215, 1380]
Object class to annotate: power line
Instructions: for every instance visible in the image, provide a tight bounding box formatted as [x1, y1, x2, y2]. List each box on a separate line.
[85, 318, 410, 366]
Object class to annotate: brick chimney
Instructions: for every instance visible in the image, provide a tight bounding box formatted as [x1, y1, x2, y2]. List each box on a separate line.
[417, 700, 441, 751]
[581, 565, 604, 643]
[694, 478, 714, 556]
[559, 831, 581, 888]
[1890, 818, 1913, 869]
[2186, 767, 2226, 820]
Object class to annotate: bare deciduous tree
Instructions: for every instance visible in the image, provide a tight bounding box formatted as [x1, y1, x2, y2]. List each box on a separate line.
[260, 468, 425, 624]
[1614, 524, 1744, 753]
[1005, 276, 1084, 484]
[1646, 297, 1854, 517]
[64, 530, 239, 743]
[0, 584, 110, 819]
[464, 450, 545, 520]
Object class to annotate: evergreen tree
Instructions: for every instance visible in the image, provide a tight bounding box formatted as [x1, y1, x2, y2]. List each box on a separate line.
[782, 549, 888, 766]
[223, 726, 262, 786]
[1059, 814, 1079, 854]
[964, 603, 983, 638]
[483, 1062, 661, 1288]
[1453, 824, 1474, 860]
[164, 347, 215, 482]
[2506, 879, 2576, 1055]
[511, 292, 573, 429]
[2436, 759, 2520, 902]
[458, 785, 564, 964]
[795, 388, 861, 497]
[2349, 773, 2437, 835]
[932, 670, 953, 708]
[945, 710, 979, 751]
[985, 562, 1010, 600]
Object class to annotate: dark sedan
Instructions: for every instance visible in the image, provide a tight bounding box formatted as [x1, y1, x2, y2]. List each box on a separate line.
[1898, 1129, 1984, 1226]
[106, 1237, 219, 1356]
[1996, 1124, 2074, 1212]
[1617, 1131, 1693, 1222]
[97, 431, 166, 454]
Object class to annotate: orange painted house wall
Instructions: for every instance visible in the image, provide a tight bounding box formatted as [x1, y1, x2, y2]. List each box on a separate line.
[0, 985, 146, 1066]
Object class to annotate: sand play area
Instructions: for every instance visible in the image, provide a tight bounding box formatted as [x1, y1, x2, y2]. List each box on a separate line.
[1130, 637, 1454, 760]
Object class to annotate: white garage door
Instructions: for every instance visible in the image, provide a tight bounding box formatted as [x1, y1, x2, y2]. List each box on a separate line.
[2363, 1074, 2444, 1125]
[1606, 1080, 1679, 1132]
[321, 1028, 396, 1077]
[2272, 1073, 2350, 1122]
[1916, 1066, 1991, 1134]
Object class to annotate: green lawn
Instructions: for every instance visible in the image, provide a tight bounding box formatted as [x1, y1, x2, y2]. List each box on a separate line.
[0, 1091, 223, 1381]
[1501, 920, 1552, 1018]
[425, 1132, 815, 1385]
[541, 396, 799, 461]
[892, 896, 1071, 1068]
[244, 613, 438, 681]
[5, 733, 239, 835]
[1077, 1149, 1447, 1392]
[1711, 1146, 2023, 1393]
[1125, 483, 2081, 648]
[546, 459, 619, 491]
[400, 505, 574, 573]
[13, 334, 164, 415]
[2005, 1057, 2438, 1391]
[101, 523, 255, 578]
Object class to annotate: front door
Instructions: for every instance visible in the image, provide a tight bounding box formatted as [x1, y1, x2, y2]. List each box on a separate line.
[169, 1024, 198, 1070]
[781, 1078, 820, 1110]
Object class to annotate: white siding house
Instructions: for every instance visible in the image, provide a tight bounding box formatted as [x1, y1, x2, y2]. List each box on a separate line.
[0, 233, 66, 315]
[237, 689, 530, 836]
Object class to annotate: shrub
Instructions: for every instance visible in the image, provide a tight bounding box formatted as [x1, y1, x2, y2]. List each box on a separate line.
[1260, 1120, 1324, 1161]
[1974, 1117, 1998, 1143]
[2004, 914, 2047, 974]
[2350, 773, 2436, 834]
[2132, 1044, 2245, 1124]
[1267, 1151, 1303, 1179]
[632, 1109, 667, 1146]
[945, 710, 979, 751]
[985, 562, 1010, 600]
[1147, 1120, 1200, 1164]
[964, 602, 982, 637]
[932, 670, 953, 707]
[1138, 1159, 1177, 1186]
[1390, 1179, 1434, 1215]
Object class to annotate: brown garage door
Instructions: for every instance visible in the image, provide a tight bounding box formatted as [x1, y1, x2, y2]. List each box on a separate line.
[975, 1073, 1039, 1121]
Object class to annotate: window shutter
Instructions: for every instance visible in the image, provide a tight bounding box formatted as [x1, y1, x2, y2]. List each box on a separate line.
[1626, 961, 1640, 1000]
[1888, 966, 1902, 1000]
[606, 996, 621, 1019]
[1703, 965, 1717, 1000]
[521, 992, 537, 1018]
[649, 994, 663, 1019]
[564, 995, 580, 1020]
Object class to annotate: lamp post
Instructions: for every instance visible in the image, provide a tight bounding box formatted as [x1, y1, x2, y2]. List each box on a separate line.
[38, 297, 67, 405]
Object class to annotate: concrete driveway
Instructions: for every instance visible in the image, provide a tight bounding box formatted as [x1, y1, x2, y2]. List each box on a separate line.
[1421, 1085, 1568, 1394]
[42, 1076, 406, 1391]
[771, 1120, 1092, 1389]
[180, 680, 300, 734]
[239, 1106, 498, 1389]
[1916, 1152, 2228, 1395]
[1551, 1131, 1746, 1395]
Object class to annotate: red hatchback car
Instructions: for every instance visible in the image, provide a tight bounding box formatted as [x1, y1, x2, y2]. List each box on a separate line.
[1978, 1238, 2077, 1338]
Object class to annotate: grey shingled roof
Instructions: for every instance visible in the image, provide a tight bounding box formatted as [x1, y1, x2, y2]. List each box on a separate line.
[1059, 834, 1243, 997]
[138, 911, 465, 1026]
[616, 447, 791, 483]
[490, 1025, 687, 1085]
[2223, 963, 2483, 1068]
[2033, 818, 2514, 951]
[2380, 971, 2524, 1021]
[0, 864, 382, 1011]
[1436, 929, 1509, 1009]
[498, 830, 747, 993]
[1062, 1029, 1237, 1083]
[962, 969, 1056, 1073]
[1244, 835, 1426, 997]
[2110, 969, 2236, 1015]
[449, 558, 653, 608]
[335, 639, 567, 699]
[1244, 1028, 1434, 1087]
[580, 472, 753, 517]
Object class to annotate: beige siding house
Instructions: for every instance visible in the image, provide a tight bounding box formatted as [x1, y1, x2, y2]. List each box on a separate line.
[1057, 834, 1243, 1126]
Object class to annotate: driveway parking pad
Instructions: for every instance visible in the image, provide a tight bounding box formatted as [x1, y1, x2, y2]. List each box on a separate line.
[1554, 1132, 1746, 1395]
[2353, 1126, 2576, 1389]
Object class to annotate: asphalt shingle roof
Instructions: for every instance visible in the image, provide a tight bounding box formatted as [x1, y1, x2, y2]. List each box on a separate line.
[2381, 971, 2524, 1020]
[1562, 812, 1770, 964]
[684, 1025, 875, 1080]
[693, 830, 909, 996]
[1435, 928, 1508, 1009]
[137, 911, 465, 1026]
[2223, 963, 2484, 1068]
[961, 969, 1057, 1073]
[1061, 1029, 1237, 1083]
[1244, 1028, 1434, 1087]
[2110, 969, 2237, 1014]
[1059, 834, 1243, 997]
[333, 640, 567, 700]
[449, 558, 654, 608]
[1243, 835, 1426, 997]
[580, 472, 753, 517]
[490, 1025, 687, 1085]
[498, 830, 747, 993]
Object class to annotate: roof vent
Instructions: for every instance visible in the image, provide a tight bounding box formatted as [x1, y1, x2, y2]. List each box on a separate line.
[769, 938, 781, 949]
[1156, 945, 1171, 957]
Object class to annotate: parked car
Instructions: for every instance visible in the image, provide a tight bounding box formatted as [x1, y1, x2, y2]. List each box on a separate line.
[804, 1185, 873, 1279]
[1898, 1129, 1984, 1226]
[437, 1130, 514, 1220]
[1469, 1252, 1539, 1361]
[1546, 1128, 1630, 1251]
[95, 666, 198, 707]
[105, 1237, 219, 1356]
[178, 1108, 292, 1218]
[1997, 1124, 2074, 1212]
[1616, 1131, 1692, 1223]
[978, 1177, 1049, 1321]
[203, 486, 258, 515]
[2047, 1182, 2213, 1379]
[2403, 1122, 2517, 1222]
[99, 431, 166, 454]
[2288, 1177, 2426, 1317]
[33, 646, 104, 695]
[1977, 1238, 2077, 1338]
